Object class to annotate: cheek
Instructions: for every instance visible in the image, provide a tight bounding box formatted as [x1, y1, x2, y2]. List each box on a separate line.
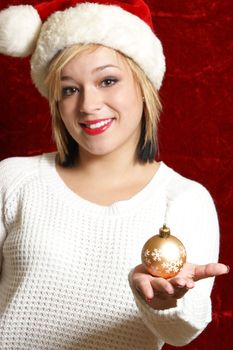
[122, 82, 143, 116]
[112, 87, 143, 116]
[58, 97, 77, 117]
[124, 95, 144, 123]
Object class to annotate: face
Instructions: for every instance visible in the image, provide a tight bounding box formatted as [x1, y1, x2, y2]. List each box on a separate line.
[58, 46, 144, 159]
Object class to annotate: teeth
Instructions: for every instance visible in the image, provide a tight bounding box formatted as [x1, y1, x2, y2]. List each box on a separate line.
[85, 119, 112, 129]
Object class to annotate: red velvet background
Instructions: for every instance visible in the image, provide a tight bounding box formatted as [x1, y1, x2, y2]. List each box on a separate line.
[0, 0, 232, 348]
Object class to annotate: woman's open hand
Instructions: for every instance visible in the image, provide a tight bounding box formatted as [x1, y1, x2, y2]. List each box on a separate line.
[132, 262, 229, 305]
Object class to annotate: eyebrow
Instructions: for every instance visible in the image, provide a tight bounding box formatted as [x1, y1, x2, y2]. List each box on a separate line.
[60, 64, 121, 81]
[92, 64, 121, 72]
[60, 76, 76, 82]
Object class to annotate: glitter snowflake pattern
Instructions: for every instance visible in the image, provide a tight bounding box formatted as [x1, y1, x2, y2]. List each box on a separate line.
[144, 249, 150, 257]
[162, 259, 183, 273]
[151, 248, 162, 261]
[143, 245, 185, 274]
[179, 246, 186, 257]
[144, 257, 152, 265]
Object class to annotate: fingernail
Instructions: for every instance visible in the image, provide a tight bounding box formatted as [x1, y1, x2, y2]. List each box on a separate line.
[226, 265, 230, 273]
[146, 297, 153, 302]
[167, 288, 174, 294]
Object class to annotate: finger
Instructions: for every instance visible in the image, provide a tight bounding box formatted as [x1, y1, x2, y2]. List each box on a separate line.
[132, 275, 154, 300]
[194, 263, 229, 281]
[170, 278, 194, 299]
[169, 277, 187, 288]
[150, 277, 174, 295]
[186, 279, 195, 289]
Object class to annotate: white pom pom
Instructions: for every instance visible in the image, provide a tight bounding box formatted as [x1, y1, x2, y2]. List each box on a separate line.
[0, 5, 42, 57]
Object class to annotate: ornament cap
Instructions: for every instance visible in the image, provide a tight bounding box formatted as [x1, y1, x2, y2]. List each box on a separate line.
[159, 224, 171, 238]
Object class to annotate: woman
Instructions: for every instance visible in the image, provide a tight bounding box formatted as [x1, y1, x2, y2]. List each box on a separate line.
[0, 1, 228, 349]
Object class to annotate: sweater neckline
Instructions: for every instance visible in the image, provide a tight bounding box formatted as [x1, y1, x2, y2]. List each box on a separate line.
[40, 153, 172, 216]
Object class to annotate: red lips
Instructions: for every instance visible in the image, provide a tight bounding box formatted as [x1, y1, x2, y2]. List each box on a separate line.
[80, 118, 114, 135]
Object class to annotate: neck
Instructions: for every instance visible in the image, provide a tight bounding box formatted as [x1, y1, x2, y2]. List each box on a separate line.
[76, 147, 140, 181]
[56, 147, 159, 206]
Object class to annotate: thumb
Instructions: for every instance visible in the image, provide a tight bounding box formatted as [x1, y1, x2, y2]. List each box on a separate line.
[194, 263, 229, 281]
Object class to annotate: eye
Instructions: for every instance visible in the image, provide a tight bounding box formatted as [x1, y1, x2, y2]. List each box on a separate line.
[100, 78, 118, 87]
[61, 86, 79, 97]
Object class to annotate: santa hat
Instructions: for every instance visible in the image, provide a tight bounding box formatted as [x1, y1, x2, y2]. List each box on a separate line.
[0, 0, 165, 98]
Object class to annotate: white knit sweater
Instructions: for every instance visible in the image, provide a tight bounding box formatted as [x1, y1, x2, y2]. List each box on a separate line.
[0, 153, 219, 350]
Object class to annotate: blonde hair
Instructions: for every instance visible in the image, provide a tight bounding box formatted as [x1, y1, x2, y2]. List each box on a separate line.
[45, 44, 162, 165]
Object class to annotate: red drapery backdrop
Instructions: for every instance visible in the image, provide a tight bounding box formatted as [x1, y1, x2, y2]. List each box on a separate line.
[0, 0, 232, 348]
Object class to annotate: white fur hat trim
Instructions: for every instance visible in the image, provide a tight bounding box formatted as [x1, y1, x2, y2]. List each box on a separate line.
[0, 5, 42, 57]
[31, 3, 165, 97]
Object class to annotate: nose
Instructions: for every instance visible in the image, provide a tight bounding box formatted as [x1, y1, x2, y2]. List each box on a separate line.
[78, 86, 102, 114]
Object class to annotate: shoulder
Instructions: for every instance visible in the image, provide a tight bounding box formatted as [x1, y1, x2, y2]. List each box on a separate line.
[161, 162, 218, 231]
[161, 162, 214, 206]
[0, 153, 55, 198]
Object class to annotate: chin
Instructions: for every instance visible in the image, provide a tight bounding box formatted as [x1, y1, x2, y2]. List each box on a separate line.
[88, 148, 116, 157]
[79, 139, 117, 155]
[79, 144, 116, 157]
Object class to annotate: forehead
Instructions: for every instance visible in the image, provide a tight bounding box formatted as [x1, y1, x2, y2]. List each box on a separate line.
[61, 45, 131, 74]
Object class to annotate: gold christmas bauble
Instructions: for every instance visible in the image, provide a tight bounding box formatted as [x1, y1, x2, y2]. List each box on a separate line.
[141, 225, 187, 279]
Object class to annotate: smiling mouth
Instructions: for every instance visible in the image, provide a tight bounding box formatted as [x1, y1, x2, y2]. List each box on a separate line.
[81, 118, 113, 129]
[80, 118, 114, 135]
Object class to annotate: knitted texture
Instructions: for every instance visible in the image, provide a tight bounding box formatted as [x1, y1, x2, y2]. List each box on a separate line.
[0, 153, 219, 349]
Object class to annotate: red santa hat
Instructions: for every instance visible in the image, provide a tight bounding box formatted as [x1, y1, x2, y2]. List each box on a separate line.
[0, 0, 165, 97]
